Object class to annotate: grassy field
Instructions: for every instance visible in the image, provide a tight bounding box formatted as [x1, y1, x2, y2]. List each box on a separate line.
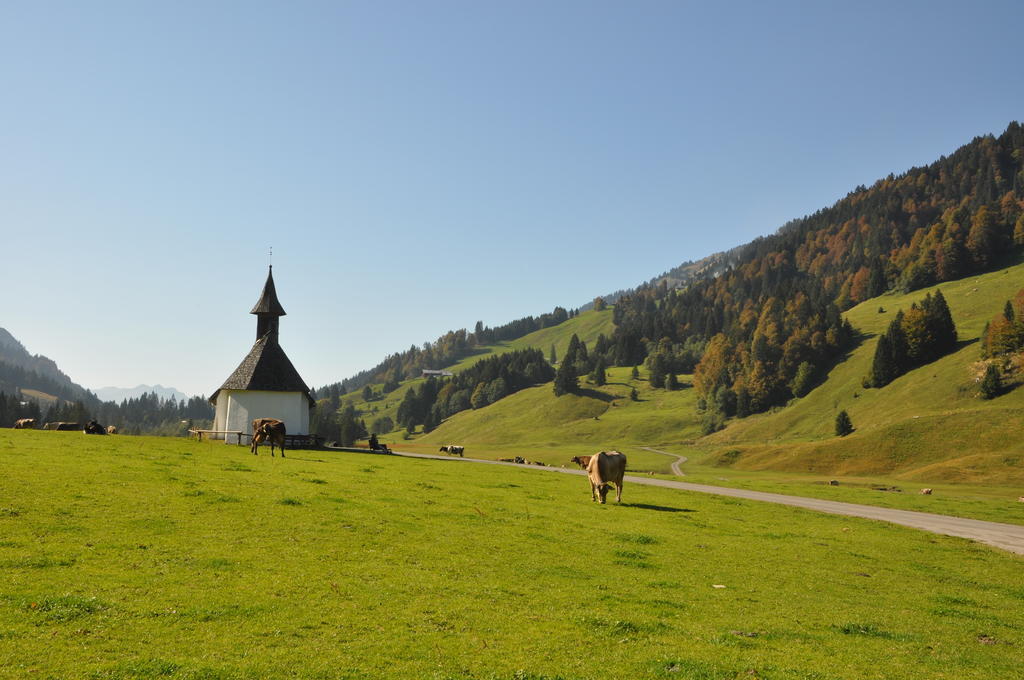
[2, 430, 1023, 679]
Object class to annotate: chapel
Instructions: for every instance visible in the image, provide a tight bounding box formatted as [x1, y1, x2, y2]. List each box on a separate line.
[209, 266, 314, 439]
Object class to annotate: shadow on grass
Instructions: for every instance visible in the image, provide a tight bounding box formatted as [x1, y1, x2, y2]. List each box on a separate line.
[622, 503, 696, 513]
[577, 388, 616, 403]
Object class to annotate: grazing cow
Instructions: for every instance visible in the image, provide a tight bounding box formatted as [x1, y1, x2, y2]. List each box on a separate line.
[439, 445, 464, 457]
[586, 450, 627, 504]
[251, 418, 286, 457]
[570, 455, 592, 470]
[919, 488, 933, 495]
[49, 422, 80, 431]
[106, 425, 118, 434]
[13, 418, 36, 429]
[83, 420, 106, 435]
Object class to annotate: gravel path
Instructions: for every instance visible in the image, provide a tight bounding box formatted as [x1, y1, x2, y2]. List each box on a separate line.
[637, 446, 687, 476]
[392, 450, 1024, 555]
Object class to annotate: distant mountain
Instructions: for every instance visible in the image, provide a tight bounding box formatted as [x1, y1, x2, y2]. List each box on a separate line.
[94, 384, 189, 403]
[0, 327, 96, 403]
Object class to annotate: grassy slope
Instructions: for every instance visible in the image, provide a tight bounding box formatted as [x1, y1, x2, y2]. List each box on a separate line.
[408, 367, 700, 472]
[347, 309, 615, 434]
[2, 430, 1023, 680]
[701, 261, 1024, 484]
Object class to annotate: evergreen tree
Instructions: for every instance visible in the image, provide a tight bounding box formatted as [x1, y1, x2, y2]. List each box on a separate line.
[835, 410, 854, 437]
[665, 372, 679, 391]
[549, 344, 557, 364]
[629, 387, 638, 401]
[868, 333, 897, 388]
[979, 363, 1001, 399]
[885, 311, 911, 375]
[470, 382, 489, 409]
[924, 290, 957, 355]
[553, 359, 577, 397]
[631, 365, 640, 380]
[790, 361, 815, 397]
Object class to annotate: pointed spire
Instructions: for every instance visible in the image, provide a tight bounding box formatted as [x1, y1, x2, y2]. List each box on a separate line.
[251, 265, 287, 316]
[250, 266, 286, 342]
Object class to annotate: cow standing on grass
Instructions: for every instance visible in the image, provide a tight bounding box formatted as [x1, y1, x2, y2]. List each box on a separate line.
[570, 455, 592, 470]
[251, 418, 286, 457]
[13, 418, 36, 429]
[586, 450, 627, 504]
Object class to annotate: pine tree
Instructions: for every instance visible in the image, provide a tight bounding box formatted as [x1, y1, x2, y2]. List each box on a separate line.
[549, 344, 557, 365]
[553, 360, 577, 397]
[868, 334, 896, 387]
[835, 410, 854, 437]
[665, 372, 679, 390]
[979, 363, 1001, 399]
[925, 289, 957, 355]
[886, 312, 910, 374]
[591, 358, 607, 386]
[790, 361, 815, 397]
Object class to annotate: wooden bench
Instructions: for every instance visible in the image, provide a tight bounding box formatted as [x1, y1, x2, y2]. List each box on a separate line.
[283, 434, 323, 448]
[189, 429, 245, 445]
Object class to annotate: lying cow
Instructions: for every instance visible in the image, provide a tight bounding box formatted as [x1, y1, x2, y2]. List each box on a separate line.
[251, 418, 286, 457]
[919, 488, 933, 495]
[47, 422, 80, 431]
[13, 418, 36, 429]
[83, 420, 107, 435]
[106, 425, 118, 434]
[586, 450, 627, 504]
[439, 445, 464, 457]
[570, 455, 592, 470]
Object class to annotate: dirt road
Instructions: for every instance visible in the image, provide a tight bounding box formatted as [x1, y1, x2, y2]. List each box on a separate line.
[394, 450, 1024, 555]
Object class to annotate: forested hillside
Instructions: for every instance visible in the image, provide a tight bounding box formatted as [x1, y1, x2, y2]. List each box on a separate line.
[608, 122, 1024, 426]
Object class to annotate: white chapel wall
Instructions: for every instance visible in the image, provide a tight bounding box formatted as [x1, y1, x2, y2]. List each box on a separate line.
[214, 390, 310, 441]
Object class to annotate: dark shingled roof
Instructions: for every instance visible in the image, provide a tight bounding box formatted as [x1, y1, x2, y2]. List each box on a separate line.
[250, 266, 286, 316]
[210, 334, 314, 405]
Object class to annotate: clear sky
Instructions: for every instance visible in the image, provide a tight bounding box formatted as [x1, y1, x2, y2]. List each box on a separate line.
[2, 0, 1022, 398]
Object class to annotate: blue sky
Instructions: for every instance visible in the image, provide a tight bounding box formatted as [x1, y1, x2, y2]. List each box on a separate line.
[2, 0, 1022, 398]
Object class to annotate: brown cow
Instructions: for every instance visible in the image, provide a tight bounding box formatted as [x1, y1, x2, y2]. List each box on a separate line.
[106, 425, 118, 434]
[13, 418, 36, 429]
[586, 450, 627, 504]
[251, 418, 286, 457]
[570, 455, 592, 470]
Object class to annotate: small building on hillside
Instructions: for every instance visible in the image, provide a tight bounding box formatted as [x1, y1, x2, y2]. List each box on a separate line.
[209, 266, 314, 439]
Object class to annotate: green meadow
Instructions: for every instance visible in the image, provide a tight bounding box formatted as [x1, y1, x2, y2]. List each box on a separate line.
[2, 430, 1023, 679]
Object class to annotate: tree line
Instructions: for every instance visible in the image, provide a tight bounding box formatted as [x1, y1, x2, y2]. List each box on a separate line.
[397, 348, 553, 433]
[978, 287, 1024, 398]
[312, 306, 579, 402]
[865, 290, 957, 388]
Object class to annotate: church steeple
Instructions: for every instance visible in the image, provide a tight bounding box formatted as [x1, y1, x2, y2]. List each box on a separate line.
[250, 265, 286, 342]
